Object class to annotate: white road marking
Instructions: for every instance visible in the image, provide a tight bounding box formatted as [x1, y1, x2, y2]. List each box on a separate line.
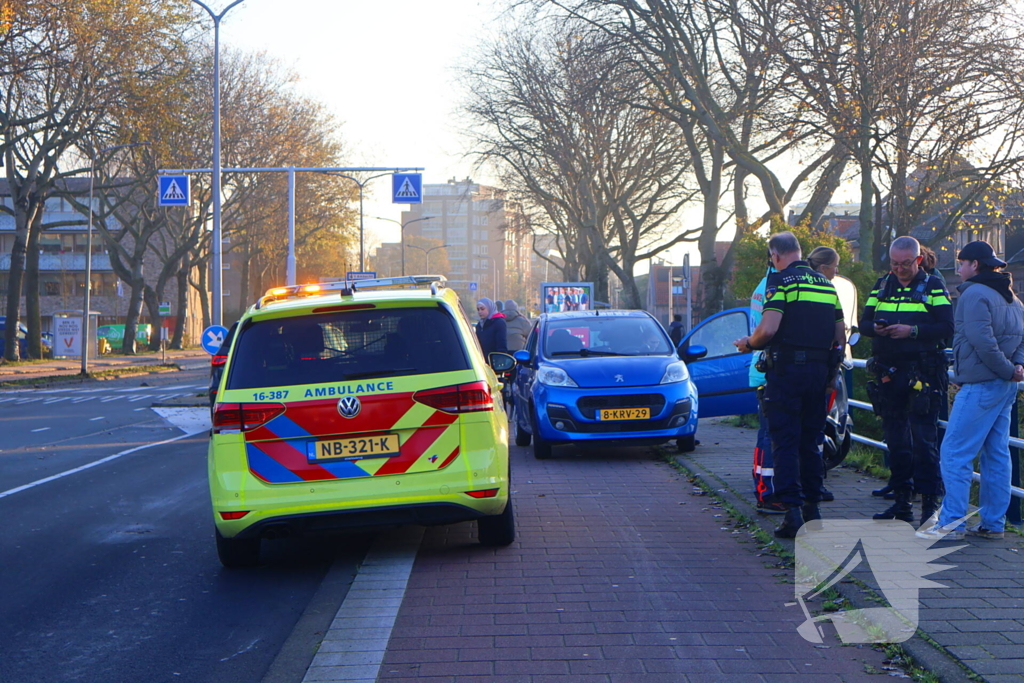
[31, 427, 50, 432]
[90, 417, 105, 421]
[151, 407, 211, 434]
[0, 431, 202, 501]
[302, 527, 423, 683]
[100, 396, 123, 402]
[128, 396, 150, 402]
[43, 397, 71, 404]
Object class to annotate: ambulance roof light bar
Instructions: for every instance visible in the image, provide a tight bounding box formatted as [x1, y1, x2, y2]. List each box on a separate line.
[256, 275, 447, 308]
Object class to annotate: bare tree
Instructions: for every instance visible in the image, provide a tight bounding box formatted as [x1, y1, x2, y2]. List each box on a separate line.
[1, 0, 193, 359]
[465, 19, 696, 307]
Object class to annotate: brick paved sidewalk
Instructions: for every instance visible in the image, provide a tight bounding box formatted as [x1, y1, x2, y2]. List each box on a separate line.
[679, 418, 1024, 683]
[375, 439, 894, 682]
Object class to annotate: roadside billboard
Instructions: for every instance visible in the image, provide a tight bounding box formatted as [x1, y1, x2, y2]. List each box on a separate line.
[540, 282, 594, 313]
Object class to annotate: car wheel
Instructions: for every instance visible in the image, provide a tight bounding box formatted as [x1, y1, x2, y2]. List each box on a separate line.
[529, 406, 552, 459]
[676, 434, 696, 453]
[513, 404, 532, 447]
[215, 529, 261, 568]
[478, 496, 515, 546]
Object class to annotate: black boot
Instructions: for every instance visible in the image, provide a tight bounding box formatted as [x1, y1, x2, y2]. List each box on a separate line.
[872, 484, 896, 500]
[920, 495, 941, 526]
[774, 507, 804, 539]
[802, 504, 822, 522]
[873, 489, 914, 524]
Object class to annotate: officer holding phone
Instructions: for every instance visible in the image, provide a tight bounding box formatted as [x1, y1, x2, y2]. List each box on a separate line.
[859, 236, 953, 526]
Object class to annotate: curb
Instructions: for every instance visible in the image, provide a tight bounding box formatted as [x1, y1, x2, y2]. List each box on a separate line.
[674, 451, 981, 683]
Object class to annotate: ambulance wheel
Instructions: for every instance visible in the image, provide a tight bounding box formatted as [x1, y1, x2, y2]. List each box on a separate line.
[478, 497, 515, 546]
[676, 435, 696, 453]
[216, 529, 261, 568]
[514, 404, 532, 447]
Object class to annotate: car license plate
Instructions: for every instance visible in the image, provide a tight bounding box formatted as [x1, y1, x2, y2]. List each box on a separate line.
[308, 434, 401, 461]
[599, 407, 650, 421]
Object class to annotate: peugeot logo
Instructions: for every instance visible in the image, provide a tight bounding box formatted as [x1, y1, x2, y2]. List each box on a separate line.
[615, 374, 624, 383]
[337, 396, 361, 418]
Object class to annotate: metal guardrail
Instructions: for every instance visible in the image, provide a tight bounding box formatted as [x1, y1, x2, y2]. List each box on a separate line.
[849, 358, 1024, 502]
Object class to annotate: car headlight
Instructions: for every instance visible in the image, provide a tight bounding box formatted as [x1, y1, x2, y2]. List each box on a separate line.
[537, 364, 578, 388]
[660, 361, 690, 384]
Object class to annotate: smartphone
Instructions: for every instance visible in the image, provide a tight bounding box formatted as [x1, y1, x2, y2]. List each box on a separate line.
[874, 319, 889, 327]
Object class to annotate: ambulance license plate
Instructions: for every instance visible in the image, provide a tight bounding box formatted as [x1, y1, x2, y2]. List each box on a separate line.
[309, 434, 401, 461]
[598, 407, 650, 421]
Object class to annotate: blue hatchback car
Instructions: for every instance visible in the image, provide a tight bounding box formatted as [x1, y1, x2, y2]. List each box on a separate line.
[511, 310, 706, 458]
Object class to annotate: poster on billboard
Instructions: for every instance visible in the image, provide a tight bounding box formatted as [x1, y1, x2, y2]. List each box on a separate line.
[540, 282, 594, 314]
[55, 316, 82, 357]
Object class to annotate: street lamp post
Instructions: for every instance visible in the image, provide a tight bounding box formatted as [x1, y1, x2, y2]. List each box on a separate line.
[82, 142, 150, 376]
[190, 0, 247, 327]
[372, 215, 435, 276]
[318, 171, 392, 272]
[405, 243, 450, 273]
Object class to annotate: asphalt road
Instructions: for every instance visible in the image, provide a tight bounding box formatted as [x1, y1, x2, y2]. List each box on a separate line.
[0, 369, 371, 683]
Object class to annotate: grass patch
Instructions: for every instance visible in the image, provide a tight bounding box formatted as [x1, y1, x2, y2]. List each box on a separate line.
[720, 413, 759, 429]
[0, 364, 179, 387]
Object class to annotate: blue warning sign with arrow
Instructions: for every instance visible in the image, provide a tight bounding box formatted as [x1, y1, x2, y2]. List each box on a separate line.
[392, 173, 422, 204]
[158, 175, 190, 207]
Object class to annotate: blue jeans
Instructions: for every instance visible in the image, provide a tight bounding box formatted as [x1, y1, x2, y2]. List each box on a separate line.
[938, 378, 1017, 532]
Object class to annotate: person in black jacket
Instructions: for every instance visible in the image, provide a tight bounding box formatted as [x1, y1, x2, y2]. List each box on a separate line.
[475, 298, 508, 357]
[859, 236, 954, 526]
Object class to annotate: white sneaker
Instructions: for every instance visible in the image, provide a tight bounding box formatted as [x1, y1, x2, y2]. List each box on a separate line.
[915, 523, 965, 541]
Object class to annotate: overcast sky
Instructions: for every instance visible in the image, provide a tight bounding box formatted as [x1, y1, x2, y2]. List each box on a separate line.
[221, 0, 503, 247]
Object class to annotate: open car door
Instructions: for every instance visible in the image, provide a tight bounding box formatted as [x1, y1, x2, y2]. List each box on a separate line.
[679, 307, 758, 418]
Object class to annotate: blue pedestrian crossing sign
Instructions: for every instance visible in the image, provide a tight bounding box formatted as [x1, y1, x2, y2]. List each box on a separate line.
[392, 173, 422, 204]
[469, 282, 478, 291]
[201, 325, 229, 355]
[158, 175, 190, 207]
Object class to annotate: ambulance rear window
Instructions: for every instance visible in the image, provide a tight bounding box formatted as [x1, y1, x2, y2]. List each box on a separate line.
[226, 306, 471, 390]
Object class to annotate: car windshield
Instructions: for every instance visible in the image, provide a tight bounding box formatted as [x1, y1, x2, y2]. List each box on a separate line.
[543, 316, 672, 357]
[225, 305, 470, 390]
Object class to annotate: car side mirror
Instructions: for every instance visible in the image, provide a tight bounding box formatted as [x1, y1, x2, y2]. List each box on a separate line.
[489, 352, 516, 373]
[848, 329, 861, 346]
[680, 344, 707, 362]
[513, 350, 531, 365]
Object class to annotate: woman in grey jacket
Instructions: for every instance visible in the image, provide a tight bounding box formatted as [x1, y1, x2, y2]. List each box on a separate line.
[918, 241, 1024, 540]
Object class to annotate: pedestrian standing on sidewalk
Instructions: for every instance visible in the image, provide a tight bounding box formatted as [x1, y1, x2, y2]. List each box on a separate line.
[859, 236, 953, 526]
[475, 298, 508, 357]
[668, 314, 685, 347]
[503, 300, 532, 352]
[734, 232, 846, 538]
[748, 257, 784, 514]
[918, 241, 1024, 540]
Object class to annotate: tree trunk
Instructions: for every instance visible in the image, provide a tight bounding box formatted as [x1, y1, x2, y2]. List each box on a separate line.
[24, 222, 42, 359]
[144, 286, 162, 352]
[854, 0, 875, 266]
[121, 277, 145, 355]
[2, 201, 32, 361]
[172, 261, 187, 350]
[697, 144, 725, 319]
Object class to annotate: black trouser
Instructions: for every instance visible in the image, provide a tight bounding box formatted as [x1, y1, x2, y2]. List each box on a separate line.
[875, 364, 946, 496]
[763, 361, 829, 507]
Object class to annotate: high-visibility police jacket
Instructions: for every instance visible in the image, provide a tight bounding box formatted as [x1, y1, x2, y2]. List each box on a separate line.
[858, 269, 953, 359]
[764, 261, 844, 352]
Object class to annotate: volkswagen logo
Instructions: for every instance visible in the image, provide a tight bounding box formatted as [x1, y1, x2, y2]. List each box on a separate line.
[337, 396, 361, 418]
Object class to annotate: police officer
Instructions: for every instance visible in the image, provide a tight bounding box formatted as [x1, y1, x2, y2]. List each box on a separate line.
[860, 236, 953, 526]
[735, 232, 846, 538]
